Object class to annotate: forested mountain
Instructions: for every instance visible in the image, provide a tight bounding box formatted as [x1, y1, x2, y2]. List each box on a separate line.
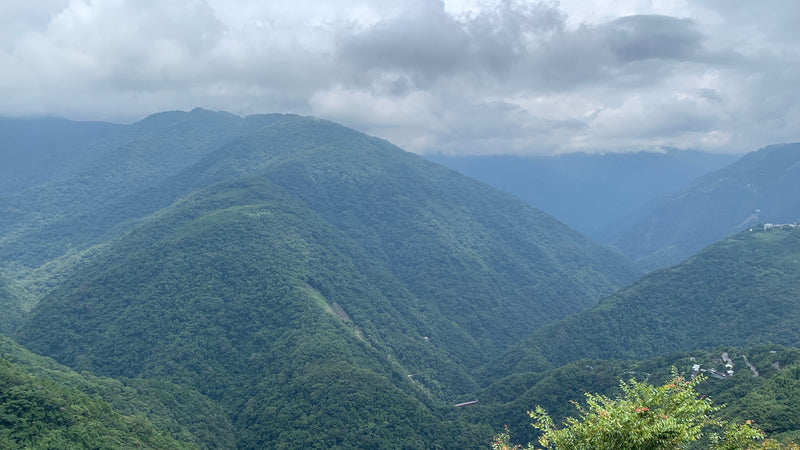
[0, 109, 282, 290]
[0, 335, 232, 448]
[0, 117, 122, 196]
[603, 143, 800, 269]
[6, 110, 640, 448]
[499, 224, 800, 376]
[467, 346, 800, 445]
[0, 353, 196, 448]
[427, 150, 737, 240]
[7, 110, 799, 447]
[0, 277, 27, 335]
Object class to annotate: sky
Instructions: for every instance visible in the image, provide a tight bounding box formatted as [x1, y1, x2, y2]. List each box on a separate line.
[1, 0, 799, 155]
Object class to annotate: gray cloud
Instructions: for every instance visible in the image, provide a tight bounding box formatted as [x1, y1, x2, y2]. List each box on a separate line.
[602, 15, 703, 62]
[1, 0, 799, 155]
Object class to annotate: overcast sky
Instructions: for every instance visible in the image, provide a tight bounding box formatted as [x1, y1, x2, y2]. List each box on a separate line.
[1, 0, 799, 155]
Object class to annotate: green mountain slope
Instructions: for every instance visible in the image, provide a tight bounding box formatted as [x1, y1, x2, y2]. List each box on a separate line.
[17, 178, 491, 448]
[0, 277, 28, 335]
[13, 113, 639, 447]
[0, 352, 196, 449]
[501, 224, 800, 376]
[0, 117, 122, 196]
[0, 335, 234, 448]
[0, 109, 279, 290]
[604, 143, 800, 270]
[468, 346, 800, 445]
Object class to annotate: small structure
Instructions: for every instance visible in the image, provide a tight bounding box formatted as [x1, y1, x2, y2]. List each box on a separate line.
[709, 369, 728, 379]
[454, 400, 479, 408]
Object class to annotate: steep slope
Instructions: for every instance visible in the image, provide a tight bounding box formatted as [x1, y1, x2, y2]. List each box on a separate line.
[428, 149, 737, 240]
[15, 113, 639, 447]
[0, 277, 28, 335]
[604, 143, 800, 270]
[0, 355, 195, 449]
[17, 177, 492, 448]
[0, 109, 278, 288]
[0, 335, 234, 448]
[500, 224, 800, 375]
[467, 346, 800, 445]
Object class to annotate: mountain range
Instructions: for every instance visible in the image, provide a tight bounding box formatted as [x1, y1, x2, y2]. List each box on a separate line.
[1, 109, 799, 448]
[2, 109, 638, 448]
[427, 150, 738, 240]
[603, 143, 800, 269]
[500, 224, 800, 375]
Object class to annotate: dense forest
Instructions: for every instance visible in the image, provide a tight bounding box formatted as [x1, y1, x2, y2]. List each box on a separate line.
[1, 111, 799, 448]
[603, 143, 800, 269]
[498, 225, 800, 376]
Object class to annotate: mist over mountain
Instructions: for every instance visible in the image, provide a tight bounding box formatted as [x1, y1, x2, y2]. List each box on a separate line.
[427, 150, 738, 240]
[0, 117, 122, 196]
[3, 109, 800, 447]
[603, 143, 800, 269]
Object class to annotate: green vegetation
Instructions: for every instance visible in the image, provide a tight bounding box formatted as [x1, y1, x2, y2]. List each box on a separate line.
[501, 225, 800, 375]
[7, 111, 638, 447]
[452, 346, 800, 447]
[0, 109, 280, 291]
[493, 373, 796, 449]
[4, 111, 800, 447]
[0, 335, 234, 448]
[605, 143, 800, 270]
[0, 356, 194, 449]
[0, 276, 28, 334]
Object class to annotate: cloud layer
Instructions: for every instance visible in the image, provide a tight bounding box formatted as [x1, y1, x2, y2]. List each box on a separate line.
[2, 0, 799, 154]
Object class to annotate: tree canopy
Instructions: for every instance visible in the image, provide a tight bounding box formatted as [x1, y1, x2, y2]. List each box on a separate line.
[493, 372, 799, 450]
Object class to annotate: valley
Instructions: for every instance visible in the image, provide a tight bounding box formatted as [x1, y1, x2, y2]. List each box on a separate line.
[1, 111, 799, 448]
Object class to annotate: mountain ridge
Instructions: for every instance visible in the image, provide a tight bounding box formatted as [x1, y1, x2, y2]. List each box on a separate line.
[603, 143, 800, 269]
[9, 110, 639, 447]
[497, 224, 800, 377]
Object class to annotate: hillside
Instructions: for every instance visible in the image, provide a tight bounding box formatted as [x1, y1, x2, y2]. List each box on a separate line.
[499, 224, 800, 376]
[427, 150, 737, 240]
[0, 109, 279, 292]
[0, 278, 28, 335]
[603, 143, 800, 270]
[0, 335, 234, 448]
[0, 351, 196, 449]
[0, 117, 122, 196]
[11, 111, 639, 448]
[468, 346, 800, 445]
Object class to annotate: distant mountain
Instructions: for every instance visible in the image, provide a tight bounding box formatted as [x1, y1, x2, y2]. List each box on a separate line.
[0, 117, 122, 196]
[603, 143, 800, 270]
[11, 111, 639, 448]
[499, 224, 800, 376]
[426, 150, 738, 239]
